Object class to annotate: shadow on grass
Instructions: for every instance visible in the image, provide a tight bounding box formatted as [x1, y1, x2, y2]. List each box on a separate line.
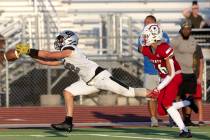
[43, 111, 210, 139]
[92, 111, 164, 123]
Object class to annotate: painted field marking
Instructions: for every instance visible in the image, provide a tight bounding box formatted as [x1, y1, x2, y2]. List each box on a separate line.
[0, 133, 174, 140]
[72, 134, 175, 140]
[0, 131, 208, 139]
[193, 132, 208, 134]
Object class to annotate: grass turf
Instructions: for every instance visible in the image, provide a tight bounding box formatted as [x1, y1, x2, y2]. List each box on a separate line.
[0, 126, 210, 140]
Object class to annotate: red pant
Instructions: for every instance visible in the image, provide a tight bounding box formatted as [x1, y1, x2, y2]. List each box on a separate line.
[157, 74, 182, 116]
[193, 84, 202, 99]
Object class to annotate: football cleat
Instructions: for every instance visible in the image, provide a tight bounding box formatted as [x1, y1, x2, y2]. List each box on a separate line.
[179, 130, 192, 138]
[51, 121, 73, 133]
[150, 117, 158, 127]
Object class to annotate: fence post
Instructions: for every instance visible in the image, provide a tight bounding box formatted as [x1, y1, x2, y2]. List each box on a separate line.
[106, 14, 114, 54]
[115, 14, 122, 57]
[5, 41, 9, 107]
[127, 16, 133, 55]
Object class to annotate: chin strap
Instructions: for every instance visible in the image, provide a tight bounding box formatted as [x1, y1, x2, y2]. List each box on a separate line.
[3, 53, 7, 61]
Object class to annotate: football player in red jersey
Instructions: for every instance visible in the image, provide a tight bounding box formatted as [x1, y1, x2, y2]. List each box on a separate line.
[139, 23, 198, 138]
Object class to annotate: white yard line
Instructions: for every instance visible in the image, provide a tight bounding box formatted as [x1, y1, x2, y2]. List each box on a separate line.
[193, 132, 208, 134]
[72, 134, 175, 140]
[0, 131, 208, 139]
[0, 133, 175, 140]
[0, 121, 210, 128]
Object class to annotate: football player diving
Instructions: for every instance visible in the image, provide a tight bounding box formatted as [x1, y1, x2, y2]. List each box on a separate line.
[16, 30, 156, 133]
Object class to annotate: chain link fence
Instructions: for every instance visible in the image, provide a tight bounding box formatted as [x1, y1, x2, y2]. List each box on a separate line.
[0, 59, 144, 107]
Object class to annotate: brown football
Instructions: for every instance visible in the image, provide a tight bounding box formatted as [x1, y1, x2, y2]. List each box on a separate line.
[4, 49, 20, 61]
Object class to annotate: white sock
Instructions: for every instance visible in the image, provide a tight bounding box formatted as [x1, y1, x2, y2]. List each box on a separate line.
[167, 106, 188, 132]
[172, 100, 190, 110]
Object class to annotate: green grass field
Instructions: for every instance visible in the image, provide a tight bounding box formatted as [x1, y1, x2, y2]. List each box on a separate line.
[0, 126, 210, 140]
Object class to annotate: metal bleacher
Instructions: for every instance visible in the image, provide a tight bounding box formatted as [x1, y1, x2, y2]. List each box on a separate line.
[1, 0, 209, 54]
[0, 0, 60, 96]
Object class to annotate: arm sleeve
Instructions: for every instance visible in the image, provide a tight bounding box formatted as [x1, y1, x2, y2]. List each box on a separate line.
[159, 43, 174, 59]
[157, 58, 175, 91]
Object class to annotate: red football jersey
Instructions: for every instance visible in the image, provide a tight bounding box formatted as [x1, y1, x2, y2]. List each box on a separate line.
[141, 42, 181, 78]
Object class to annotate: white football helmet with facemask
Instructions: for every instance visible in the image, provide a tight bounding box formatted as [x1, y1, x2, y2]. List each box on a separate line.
[54, 30, 99, 82]
[54, 30, 79, 51]
[141, 23, 163, 46]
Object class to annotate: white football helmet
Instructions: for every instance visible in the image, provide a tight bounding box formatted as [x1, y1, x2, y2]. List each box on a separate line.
[140, 23, 163, 46]
[54, 30, 79, 50]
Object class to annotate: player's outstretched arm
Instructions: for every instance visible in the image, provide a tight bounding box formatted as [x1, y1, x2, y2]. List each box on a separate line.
[35, 59, 63, 66]
[15, 43, 72, 59]
[26, 49, 72, 59]
[37, 49, 72, 59]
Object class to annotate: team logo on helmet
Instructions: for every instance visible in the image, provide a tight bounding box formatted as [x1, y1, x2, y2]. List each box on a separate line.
[54, 30, 79, 50]
[141, 23, 163, 46]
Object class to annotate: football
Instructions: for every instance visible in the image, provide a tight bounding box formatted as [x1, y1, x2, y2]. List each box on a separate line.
[4, 48, 20, 61]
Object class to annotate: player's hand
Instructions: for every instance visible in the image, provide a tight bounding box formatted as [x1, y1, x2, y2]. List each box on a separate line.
[146, 88, 160, 99]
[15, 43, 30, 55]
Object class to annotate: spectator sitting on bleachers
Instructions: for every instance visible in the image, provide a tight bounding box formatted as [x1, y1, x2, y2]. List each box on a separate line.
[182, 1, 207, 28]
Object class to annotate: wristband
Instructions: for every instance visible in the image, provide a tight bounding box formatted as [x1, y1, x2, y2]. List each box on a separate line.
[29, 49, 39, 58]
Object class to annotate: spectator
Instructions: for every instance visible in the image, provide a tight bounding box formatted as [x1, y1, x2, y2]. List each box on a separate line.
[193, 40, 205, 125]
[0, 34, 5, 65]
[171, 19, 204, 126]
[182, 1, 206, 28]
[0, 34, 5, 92]
[138, 15, 170, 127]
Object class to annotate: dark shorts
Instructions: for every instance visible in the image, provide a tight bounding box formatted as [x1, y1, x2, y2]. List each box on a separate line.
[179, 73, 197, 99]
